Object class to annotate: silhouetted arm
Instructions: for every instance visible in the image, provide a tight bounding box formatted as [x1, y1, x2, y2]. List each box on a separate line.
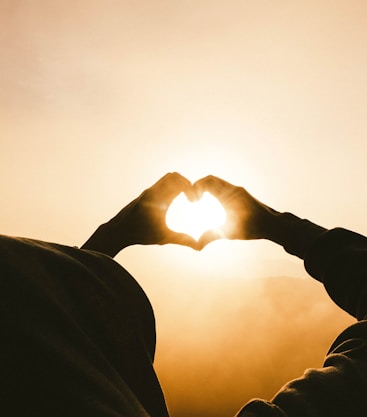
[81, 173, 197, 257]
[192, 176, 367, 417]
[237, 225, 367, 417]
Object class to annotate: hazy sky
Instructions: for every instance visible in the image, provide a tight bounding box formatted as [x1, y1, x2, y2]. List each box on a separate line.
[1, 1, 366, 416]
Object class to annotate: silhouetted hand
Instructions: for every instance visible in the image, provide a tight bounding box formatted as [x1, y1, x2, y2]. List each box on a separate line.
[192, 175, 279, 249]
[82, 172, 198, 257]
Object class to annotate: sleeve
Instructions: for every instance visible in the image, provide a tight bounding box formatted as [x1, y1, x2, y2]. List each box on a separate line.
[0, 235, 169, 417]
[235, 214, 367, 417]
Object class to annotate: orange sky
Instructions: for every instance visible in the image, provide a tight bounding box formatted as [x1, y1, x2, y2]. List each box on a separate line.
[1, 1, 366, 416]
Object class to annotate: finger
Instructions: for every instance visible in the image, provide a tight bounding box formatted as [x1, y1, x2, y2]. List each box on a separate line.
[196, 229, 224, 250]
[184, 187, 199, 202]
[192, 175, 233, 201]
[164, 232, 199, 250]
[156, 172, 193, 202]
[155, 172, 189, 187]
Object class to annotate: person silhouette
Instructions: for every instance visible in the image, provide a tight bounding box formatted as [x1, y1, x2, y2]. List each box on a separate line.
[1, 172, 366, 416]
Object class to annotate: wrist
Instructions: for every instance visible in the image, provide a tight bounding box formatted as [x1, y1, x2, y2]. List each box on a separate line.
[81, 222, 131, 257]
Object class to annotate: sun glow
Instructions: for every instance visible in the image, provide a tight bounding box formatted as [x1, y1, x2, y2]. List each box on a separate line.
[166, 192, 227, 241]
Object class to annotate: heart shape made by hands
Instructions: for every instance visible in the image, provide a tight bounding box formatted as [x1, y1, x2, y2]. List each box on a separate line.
[166, 192, 226, 241]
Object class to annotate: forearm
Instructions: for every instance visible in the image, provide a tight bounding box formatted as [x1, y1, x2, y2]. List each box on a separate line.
[265, 212, 327, 261]
[81, 222, 130, 257]
[265, 211, 367, 319]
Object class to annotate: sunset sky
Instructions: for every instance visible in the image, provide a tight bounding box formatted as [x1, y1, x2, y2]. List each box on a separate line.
[1, 1, 366, 416]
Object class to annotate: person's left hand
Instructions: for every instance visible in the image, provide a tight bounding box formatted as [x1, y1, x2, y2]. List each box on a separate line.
[82, 172, 198, 256]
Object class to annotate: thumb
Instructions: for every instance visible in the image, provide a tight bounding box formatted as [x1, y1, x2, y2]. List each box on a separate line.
[169, 232, 199, 250]
[197, 229, 224, 250]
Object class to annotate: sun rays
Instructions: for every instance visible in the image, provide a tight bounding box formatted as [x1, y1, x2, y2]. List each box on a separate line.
[166, 192, 227, 241]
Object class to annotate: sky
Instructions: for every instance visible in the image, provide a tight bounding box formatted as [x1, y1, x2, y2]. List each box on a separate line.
[1, 1, 366, 416]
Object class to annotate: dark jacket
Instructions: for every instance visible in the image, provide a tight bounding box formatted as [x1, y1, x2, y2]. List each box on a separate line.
[238, 214, 367, 416]
[0, 235, 169, 417]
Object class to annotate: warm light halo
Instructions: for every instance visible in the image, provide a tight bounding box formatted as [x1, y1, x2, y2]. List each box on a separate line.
[166, 192, 227, 241]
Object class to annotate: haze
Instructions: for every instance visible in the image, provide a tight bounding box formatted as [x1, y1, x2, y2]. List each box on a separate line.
[1, 1, 366, 416]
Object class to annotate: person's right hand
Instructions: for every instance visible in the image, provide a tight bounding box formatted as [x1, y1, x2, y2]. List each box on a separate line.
[192, 175, 279, 249]
[82, 172, 198, 257]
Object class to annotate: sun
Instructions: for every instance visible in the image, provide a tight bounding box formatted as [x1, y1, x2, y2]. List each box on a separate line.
[166, 192, 227, 241]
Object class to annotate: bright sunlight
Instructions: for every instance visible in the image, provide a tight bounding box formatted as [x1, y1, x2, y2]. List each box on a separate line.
[166, 192, 227, 241]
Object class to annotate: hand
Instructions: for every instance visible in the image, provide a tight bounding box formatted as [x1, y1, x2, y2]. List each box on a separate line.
[82, 173, 198, 256]
[192, 175, 279, 249]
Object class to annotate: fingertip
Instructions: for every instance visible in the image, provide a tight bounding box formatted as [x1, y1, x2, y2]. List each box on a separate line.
[174, 233, 198, 250]
[192, 175, 223, 197]
[185, 188, 201, 202]
[170, 171, 184, 179]
[196, 241, 206, 251]
[161, 172, 190, 185]
[197, 229, 222, 249]
[196, 238, 210, 251]
[170, 172, 193, 190]
[157, 172, 192, 201]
